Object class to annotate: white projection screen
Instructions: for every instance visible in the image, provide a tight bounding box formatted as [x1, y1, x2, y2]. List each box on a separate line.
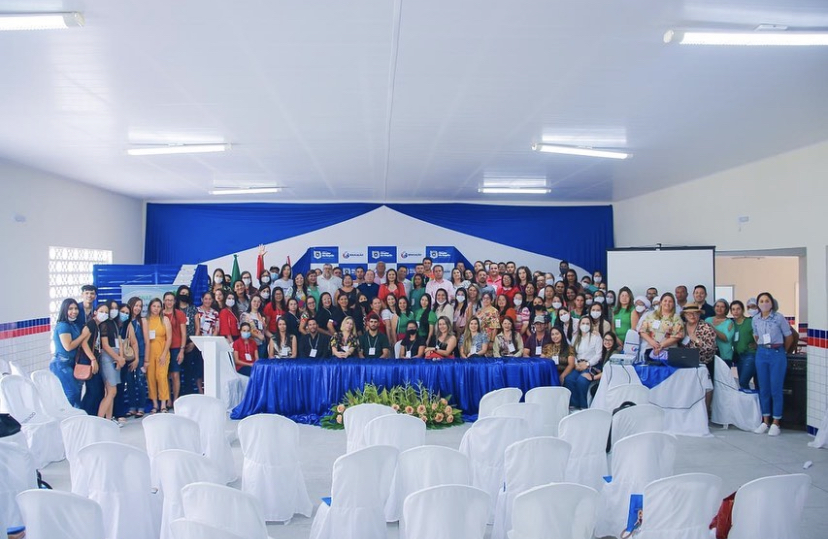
[607, 247, 716, 300]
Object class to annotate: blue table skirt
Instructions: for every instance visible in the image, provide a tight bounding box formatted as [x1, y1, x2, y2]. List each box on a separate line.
[634, 364, 678, 389]
[230, 357, 559, 424]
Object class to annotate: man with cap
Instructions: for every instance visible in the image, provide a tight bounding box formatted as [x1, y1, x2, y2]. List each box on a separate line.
[359, 312, 391, 359]
[522, 315, 553, 358]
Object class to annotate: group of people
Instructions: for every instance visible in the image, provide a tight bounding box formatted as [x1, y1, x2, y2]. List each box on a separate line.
[51, 251, 795, 435]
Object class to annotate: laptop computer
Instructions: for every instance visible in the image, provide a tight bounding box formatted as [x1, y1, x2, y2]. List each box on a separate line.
[667, 347, 700, 368]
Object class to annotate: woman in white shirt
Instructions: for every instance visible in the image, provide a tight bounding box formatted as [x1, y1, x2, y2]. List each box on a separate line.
[563, 316, 603, 409]
[433, 287, 454, 323]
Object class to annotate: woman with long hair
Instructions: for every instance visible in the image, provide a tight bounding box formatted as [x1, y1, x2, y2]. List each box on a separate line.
[639, 293, 684, 359]
[495, 294, 516, 325]
[516, 266, 532, 292]
[125, 297, 150, 414]
[382, 294, 399, 338]
[392, 296, 415, 342]
[563, 316, 603, 410]
[335, 273, 359, 308]
[264, 287, 287, 339]
[476, 292, 501, 346]
[453, 287, 468, 336]
[96, 299, 126, 423]
[500, 273, 518, 305]
[299, 295, 318, 335]
[269, 317, 298, 358]
[415, 293, 437, 344]
[146, 298, 172, 414]
[241, 295, 268, 359]
[424, 316, 457, 360]
[291, 273, 308, 308]
[433, 287, 454, 322]
[218, 291, 241, 345]
[331, 316, 359, 358]
[273, 264, 294, 297]
[398, 320, 425, 358]
[613, 286, 635, 344]
[493, 316, 523, 357]
[378, 269, 406, 304]
[284, 297, 302, 336]
[315, 292, 336, 337]
[194, 291, 220, 394]
[409, 274, 427, 312]
[459, 317, 488, 358]
[50, 298, 89, 407]
[162, 292, 187, 409]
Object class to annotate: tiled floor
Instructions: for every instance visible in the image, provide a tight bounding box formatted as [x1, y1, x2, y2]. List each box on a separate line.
[38, 419, 828, 539]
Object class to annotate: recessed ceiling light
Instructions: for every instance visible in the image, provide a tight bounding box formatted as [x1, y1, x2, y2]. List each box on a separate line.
[127, 143, 231, 156]
[532, 143, 630, 160]
[664, 28, 828, 46]
[0, 12, 84, 31]
[209, 187, 282, 196]
[478, 187, 551, 195]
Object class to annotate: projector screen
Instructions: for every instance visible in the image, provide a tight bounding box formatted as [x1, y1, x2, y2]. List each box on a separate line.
[607, 247, 716, 302]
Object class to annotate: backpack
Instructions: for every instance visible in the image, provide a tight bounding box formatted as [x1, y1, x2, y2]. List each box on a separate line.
[607, 401, 637, 453]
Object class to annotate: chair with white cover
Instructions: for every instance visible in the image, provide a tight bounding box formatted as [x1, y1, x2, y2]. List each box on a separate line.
[711, 356, 762, 431]
[637, 473, 722, 539]
[594, 432, 677, 538]
[403, 485, 489, 539]
[558, 408, 612, 491]
[74, 442, 160, 539]
[364, 413, 427, 522]
[237, 414, 313, 522]
[728, 474, 811, 539]
[491, 436, 571, 539]
[171, 519, 246, 539]
[459, 416, 529, 522]
[524, 386, 571, 436]
[30, 369, 85, 420]
[623, 329, 641, 357]
[61, 415, 120, 489]
[0, 439, 37, 529]
[219, 351, 247, 411]
[509, 483, 599, 539]
[343, 403, 395, 453]
[181, 482, 274, 539]
[309, 445, 398, 539]
[155, 450, 224, 539]
[173, 394, 237, 483]
[8, 360, 26, 377]
[477, 387, 522, 419]
[609, 403, 665, 449]
[17, 489, 105, 539]
[0, 374, 64, 468]
[492, 402, 545, 436]
[142, 413, 202, 487]
[604, 382, 650, 411]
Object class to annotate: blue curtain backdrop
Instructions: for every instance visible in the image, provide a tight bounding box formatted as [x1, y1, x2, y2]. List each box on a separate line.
[145, 203, 613, 273]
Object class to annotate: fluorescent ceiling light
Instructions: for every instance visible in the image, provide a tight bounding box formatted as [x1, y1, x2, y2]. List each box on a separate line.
[0, 12, 84, 31]
[664, 29, 828, 46]
[483, 177, 547, 188]
[209, 187, 282, 196]
[532, 143, 630, 160]
[127, 143, 231, 156]
[478, 187, 551, 195]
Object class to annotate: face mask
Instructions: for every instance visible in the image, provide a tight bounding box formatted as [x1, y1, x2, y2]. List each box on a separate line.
[241, 331, 251, 339]
[551, 301, 562, 310]
[260, 292, 270, 300]
[437, 298, 446, 305]
[747, 308, 759, 317]
[225, 298, 235, 307]
[456, 295, 465, 302]
[585, 299, 593, 306]
[590, 310, 602, 319]
[119, 312, 130, 322]
[214, 276, 223, 284]
[582, 281, 590, 287]
[594, 276, 602, 284]
[96, 312, 109, 323]
[513, 299, 522, 306]
[635, 305, 646, 313]
[594, 296, 605, 304]
[68, 314, 78, 322]
[407, 329, 418, 336]
[484, 263, 490, 271]
[178, 294, 189, 303]
[242, 278, 251, 286]
[607, 296, 615, 305]
[270, 272, 278, 280]
[759, 303, 772, 313]
[580, 324, 591, 333]
[559, 313, 570, 323]
[261, 276, 270, 284]
[109, 309, 119, 319]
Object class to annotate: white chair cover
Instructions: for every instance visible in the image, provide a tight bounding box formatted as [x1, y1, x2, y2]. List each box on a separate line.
[0, 439, 37, 528]
[309, 445, 398, 539]
[492, 436, 571, 539]
[623, 329, 641, 357]
[509, 483, 599, 539]
[711, 356, 762, 431]
[808, 405, 828, 448]
[477, 387, 523, 419]
[61, 415, 120, 489]
[364, 413, 427, 522]
[459, 416, 529, 521]
[142, 414, 202, 487]
[492, 402, 545, 436]
[524, 386, 571, 436]
[609, 404, 665, 449]
[398, 445, 472, 539]
[74, 442, 160, 539]
[595, 432, 677, 538]
[174, 395, 237, 483]
[155, 450, 224, 539]
[181, 482, 273, 539]
[237, 414, 313, 522]
[17, 489, 106, 539]
[558, 408, 612, 491]
[8, 361, 26, 377]
[604, 383, 650, 411]
[403, 484, 489, 539]
[343, 403, 395, 453]
[219, 351, 247, 411]
[30, 369, 85, 420]
[0, 374, 64, 468]
[638, 473, 722, 539]
[590, 364, 642, 411]
[729, 474, 811, 539]
[0, 356, 10, 374]
[170, 519, 247, 539]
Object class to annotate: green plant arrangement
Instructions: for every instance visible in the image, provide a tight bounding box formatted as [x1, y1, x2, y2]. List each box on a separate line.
[320, 382, 464, 430]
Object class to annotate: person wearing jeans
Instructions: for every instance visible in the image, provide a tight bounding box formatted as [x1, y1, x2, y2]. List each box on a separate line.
[50, 298, 89, 408]
[751, 292, 794, 436]
[731, 299, 758, 390]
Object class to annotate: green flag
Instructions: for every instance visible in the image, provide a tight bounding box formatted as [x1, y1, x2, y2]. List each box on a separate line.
[230, 254, 241, 285]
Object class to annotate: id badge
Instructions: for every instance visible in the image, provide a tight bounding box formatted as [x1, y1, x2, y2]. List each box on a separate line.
[281, 347, 290, 357]
[535, 345, 542, 355]
[309, 349, 317, 358]
[507, 343, 516, 353]
[369, 347, 376, 356]
[552, 355, 559, 365]
[615, 319, 621, 328]
[762, 334, 771, 345]
[652, 320, 661, 330]
[244, 353, 252, 362]
[149, 330, 157, 339]
[734, 332, 739, 342]
[405, 350, 411, 358]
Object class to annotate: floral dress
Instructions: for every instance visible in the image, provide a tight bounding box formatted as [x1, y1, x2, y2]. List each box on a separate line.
[330, 332, 360, 358]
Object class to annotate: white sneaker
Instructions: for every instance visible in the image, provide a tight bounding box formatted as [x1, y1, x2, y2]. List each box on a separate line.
[768, 424, 781, 436]
[754, 422, 769, 434]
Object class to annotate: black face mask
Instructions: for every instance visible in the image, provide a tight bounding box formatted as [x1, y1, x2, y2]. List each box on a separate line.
[360, 301, 370, 309]
[177, 294, 189, 303]
[407, 329, 417, 337]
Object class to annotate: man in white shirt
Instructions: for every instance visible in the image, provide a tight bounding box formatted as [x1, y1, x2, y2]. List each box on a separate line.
[317, 263, 342, 297]
[374, 261, 387, 285]
[397, 265, 412, 296]
[425, 265, 455, 302]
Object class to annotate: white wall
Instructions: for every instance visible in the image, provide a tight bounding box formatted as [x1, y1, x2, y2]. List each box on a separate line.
[0, 159, 145, 322]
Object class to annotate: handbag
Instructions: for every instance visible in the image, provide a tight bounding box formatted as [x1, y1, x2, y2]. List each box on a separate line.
[73, 360, 93, 381]
[0, 412, 21, 438]
[122, 322, 136, 362]
[709, 491, 737, 539]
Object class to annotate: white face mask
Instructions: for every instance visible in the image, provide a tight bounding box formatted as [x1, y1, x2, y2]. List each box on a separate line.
[580, 324, 591, 333]
[559, 313, 570, 323]
[96, 312, 109, 323]
[594, 276, 602, 284]
[225, 298, 235, 307]
[585, 299, 593, 306]
[759, 302, 772, 313]
[513, 299, 522, 306]
[68, 314, 78, 322]
[747, 308, 759, 317]
[242, 278, 251, 286]
[437, 298, 446, 305]
[590, 310, 602, 319]
[635, 304, 646, 313]
[261, 276, 270, 284]
[260, 292, 270, 300]
[109, 309, 119, 319]
[594, 296, 605, 304]
[456, 295, 465, 302]
[607, 296, 615, 305]
[214, 276, 223, 284]
[551, 301, 562, 310]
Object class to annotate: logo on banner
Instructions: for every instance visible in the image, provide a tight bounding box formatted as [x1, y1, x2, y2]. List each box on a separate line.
[426, 246, 454, 262]
[368, 246, 397, 263]
[400, 250, 424, 260]
[342, 251, 365, 259]
[312, 247, 338, 262]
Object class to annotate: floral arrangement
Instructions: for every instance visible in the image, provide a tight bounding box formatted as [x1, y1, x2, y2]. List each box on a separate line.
[320, 382, 464, 429]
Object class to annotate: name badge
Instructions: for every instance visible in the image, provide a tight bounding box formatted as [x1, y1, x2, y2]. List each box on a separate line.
[535, 345, 542, 356]
[552, 355, 559, 365]
[309, 349, 317, 358]
[149, 330, 157, 339]
[343, 345, 350, 354]
[507, 343, 516, 353]
[405, 350, 411, 358]
[244, 353, 252, 362]
[734, 332, 740, 342]
[469, 346, 477, 355]
[615, 319, 621, 328]
[281, 347, 290, 357]
[369, 347, 376, 356]
[652, 321, 661, 330]
[762, 334, 771, 345]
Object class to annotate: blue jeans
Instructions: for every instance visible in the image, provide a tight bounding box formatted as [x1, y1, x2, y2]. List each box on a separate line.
[737, 351, 757, 390]
[755, 347, 787, 419]
[564, 370, 593, 409]
[49, 356, 82, 408]
[123, 355, 147, 413]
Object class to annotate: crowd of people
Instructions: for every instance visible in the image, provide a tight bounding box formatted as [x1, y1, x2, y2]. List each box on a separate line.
[50, 248, 796, 435]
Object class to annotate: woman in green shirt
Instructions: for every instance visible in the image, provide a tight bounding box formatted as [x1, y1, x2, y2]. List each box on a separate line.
[409, 274, 427, 314]
[414, 293, 437, 344]
[392, 296, 415, 342]
[613, 286, 634, 343]
[705, 299, 736, 365]
[731, 299, 758, 390]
